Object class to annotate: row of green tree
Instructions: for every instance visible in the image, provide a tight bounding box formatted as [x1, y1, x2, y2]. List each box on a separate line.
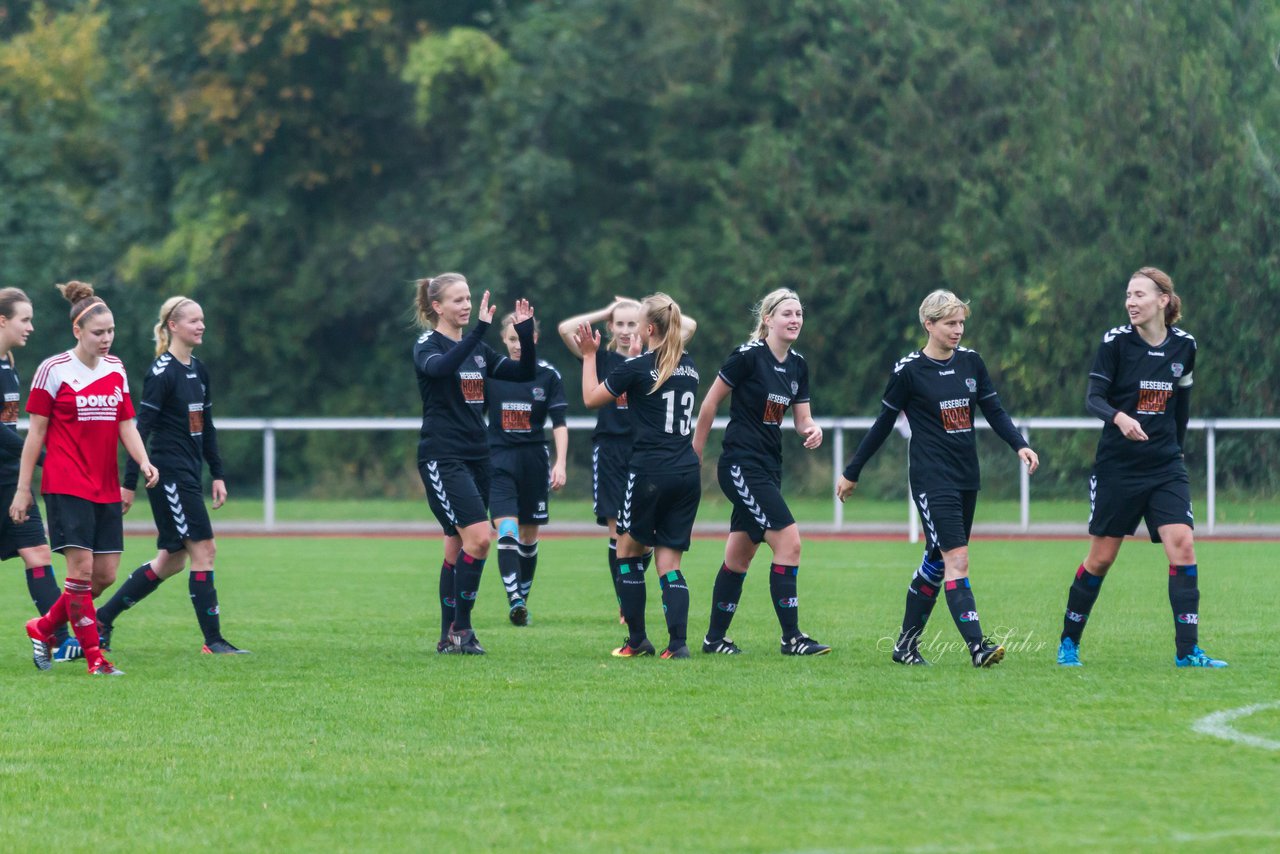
[1, 0, 1278, 495]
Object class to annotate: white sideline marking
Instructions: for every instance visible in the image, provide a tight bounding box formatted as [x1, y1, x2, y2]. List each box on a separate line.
[1192, 701, 1280, 750]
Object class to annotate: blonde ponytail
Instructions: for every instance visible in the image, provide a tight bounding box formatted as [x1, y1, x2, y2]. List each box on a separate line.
[154, 296, 196, 356]
[643, 292, 684, 393]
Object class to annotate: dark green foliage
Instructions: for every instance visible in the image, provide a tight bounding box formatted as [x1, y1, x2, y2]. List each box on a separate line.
[1, 0, 1277, 493]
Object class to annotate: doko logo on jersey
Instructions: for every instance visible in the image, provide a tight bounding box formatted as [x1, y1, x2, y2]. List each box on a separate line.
[76, 386, 125, 422]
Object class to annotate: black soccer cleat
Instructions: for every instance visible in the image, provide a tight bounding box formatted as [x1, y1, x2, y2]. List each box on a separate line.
[447, 627, 487, 655]
[508, 599, 529, 627]
[26, 619, 53, 671]
[96, 620, 113, 653]
[660, 645, 691, 660]
[202, 639, 251, 655]
[611, 637, 656, 658]
[780, 632, 831, 656]
[892, 643, 931, 666]
[971, 640, 1006, 668]
[701, 636, 743, 655]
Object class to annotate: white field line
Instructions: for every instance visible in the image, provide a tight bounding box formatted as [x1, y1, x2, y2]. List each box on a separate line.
[1192, 701, 1280, 750]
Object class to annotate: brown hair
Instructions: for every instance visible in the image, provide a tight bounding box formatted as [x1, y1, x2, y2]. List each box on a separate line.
[1131, 266, 1182, 326]
[154, 296, 199, 356]
[642, 292, 685, 393]
[414, 272, 467, 329]
[0, 287, 31, 320]
[56, 280, 109, 327]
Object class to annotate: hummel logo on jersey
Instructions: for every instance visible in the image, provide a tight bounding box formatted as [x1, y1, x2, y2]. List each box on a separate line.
[1147, 351, 1164, 357]
[938, 369, 955, 376]
[773, 366, 786, 373]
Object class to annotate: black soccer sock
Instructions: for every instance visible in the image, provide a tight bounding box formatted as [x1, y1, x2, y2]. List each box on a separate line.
[607, 539, 620, 604]
[769, 563, 800, 640]
[1062, 564, 1106, 644]
[1169, 563, 1200, 658]
[189, 570, 222, 644]
[517, 540, 538, 601]
[706, 564, 746, 642]
[439, 559, 455, 640]
[496, 534, 521, 603]
[899, 556, 944, 649]
[452, 551, 485, 632]
[26, 565, 69, 643]
[97, 563, 164, 627]
[616, 560, 647, 645]
[944, 577, 986, 650]
[659, 570, 690, 650]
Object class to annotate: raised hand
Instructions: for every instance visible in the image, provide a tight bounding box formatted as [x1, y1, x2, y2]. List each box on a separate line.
[513, 298, 535, 325]
[573, 322, 601, 356]
[477, 290, 496, 324]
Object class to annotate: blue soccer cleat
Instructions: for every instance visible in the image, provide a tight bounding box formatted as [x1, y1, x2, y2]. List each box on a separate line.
[52, 637, 83, 663]
[1176, 646, 1228, 668]
[1057, 637, 1083, 667]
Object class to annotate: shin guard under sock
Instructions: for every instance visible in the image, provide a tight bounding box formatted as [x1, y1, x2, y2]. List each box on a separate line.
[439, 559, 455, 640]
[944, 577, 985, 650]
[706, 564, 746, 642]
[659, 570, 690, 650]
[517, 540, 538, 600]
[496, 534, 521, 602]
[97, 564, 163, 627]
[452, 551, 485, 631]
[189, 571, 222, 644]
[1062, 564, 1105, 643]
[1169, 564, 1200, 658]
[616, 560, 647, 644]
[26, 566, 69, 644]
[769, 563, 800, 640]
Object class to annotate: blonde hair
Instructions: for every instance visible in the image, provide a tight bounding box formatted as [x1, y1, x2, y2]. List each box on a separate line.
[918, 289, 970, 327]
[1131, 266, 1182, 326]
[642, 292, 684, 393]
[414, 272, 468, 329]
[56, 280, 109, 327]
[606, 298, 642, 352]
[154, 296, 199, 356]
[500, 312, 540, 338]
[749, 288, 801, 342]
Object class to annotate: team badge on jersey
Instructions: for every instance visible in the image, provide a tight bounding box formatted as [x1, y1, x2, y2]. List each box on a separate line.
[790, 380, 799, 395]
[1171, 363, 1184, 378]
[473, 355, 486, 369]
[531, 387, 546, 401]
[965, 378, 977, 392]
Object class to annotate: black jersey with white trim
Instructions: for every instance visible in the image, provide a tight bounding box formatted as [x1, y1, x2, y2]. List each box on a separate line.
[1089, 324, 1195, 474]
[486, 360, 568, 448]
[123, 352, 225, 490]
[602, 350, 700, 472]
[0, 356, 27, 484]
[589, 349, 634, 445]
[875, 347, 1022, 492]
[414, 320, 535, 461]
[718, 340, 810, 473]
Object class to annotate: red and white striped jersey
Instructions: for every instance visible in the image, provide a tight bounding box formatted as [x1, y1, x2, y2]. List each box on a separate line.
[27, 351, 136, 502]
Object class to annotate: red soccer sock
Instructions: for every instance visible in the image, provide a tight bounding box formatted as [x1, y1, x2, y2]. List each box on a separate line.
[35, 590, 72, 638]
[65, 582, 104, 666]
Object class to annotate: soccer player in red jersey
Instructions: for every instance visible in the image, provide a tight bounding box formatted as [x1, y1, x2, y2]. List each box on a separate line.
[11, 281, 158, 676]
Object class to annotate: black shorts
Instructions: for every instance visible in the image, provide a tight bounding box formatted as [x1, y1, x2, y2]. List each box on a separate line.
[592, 440, 631, 526]
[0, 482, 46, 560]
[490, 445, 550, 525]
[717, 463, 795, 544]
[147, 478, 215, 552]
[914, 488, 977, 560]
[44, 493, 123, 554]
[617, 468, 701, 552]
[420, 457, 491, 537]
[1088, 467, 1193, 543]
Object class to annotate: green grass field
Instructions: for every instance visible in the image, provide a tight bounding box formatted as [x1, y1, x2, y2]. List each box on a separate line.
[2, 535, 1277, 852]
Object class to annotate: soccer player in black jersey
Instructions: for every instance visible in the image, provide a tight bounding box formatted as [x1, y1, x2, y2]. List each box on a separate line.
[692, 289, 829, 656]
[487, 313, 568, 626]
[0, 288, 80, 662]
[1055, 268, 1226, 668]
[558, 298, 698, 622]
[575, 293, 700, 659]
[837, 290, 1039, 668]
[99, 297, 248, 655]
[415, 273, 536, 655]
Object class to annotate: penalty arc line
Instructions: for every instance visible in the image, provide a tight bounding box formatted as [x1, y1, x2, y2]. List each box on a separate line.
[1191, 701, 1280, 750]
